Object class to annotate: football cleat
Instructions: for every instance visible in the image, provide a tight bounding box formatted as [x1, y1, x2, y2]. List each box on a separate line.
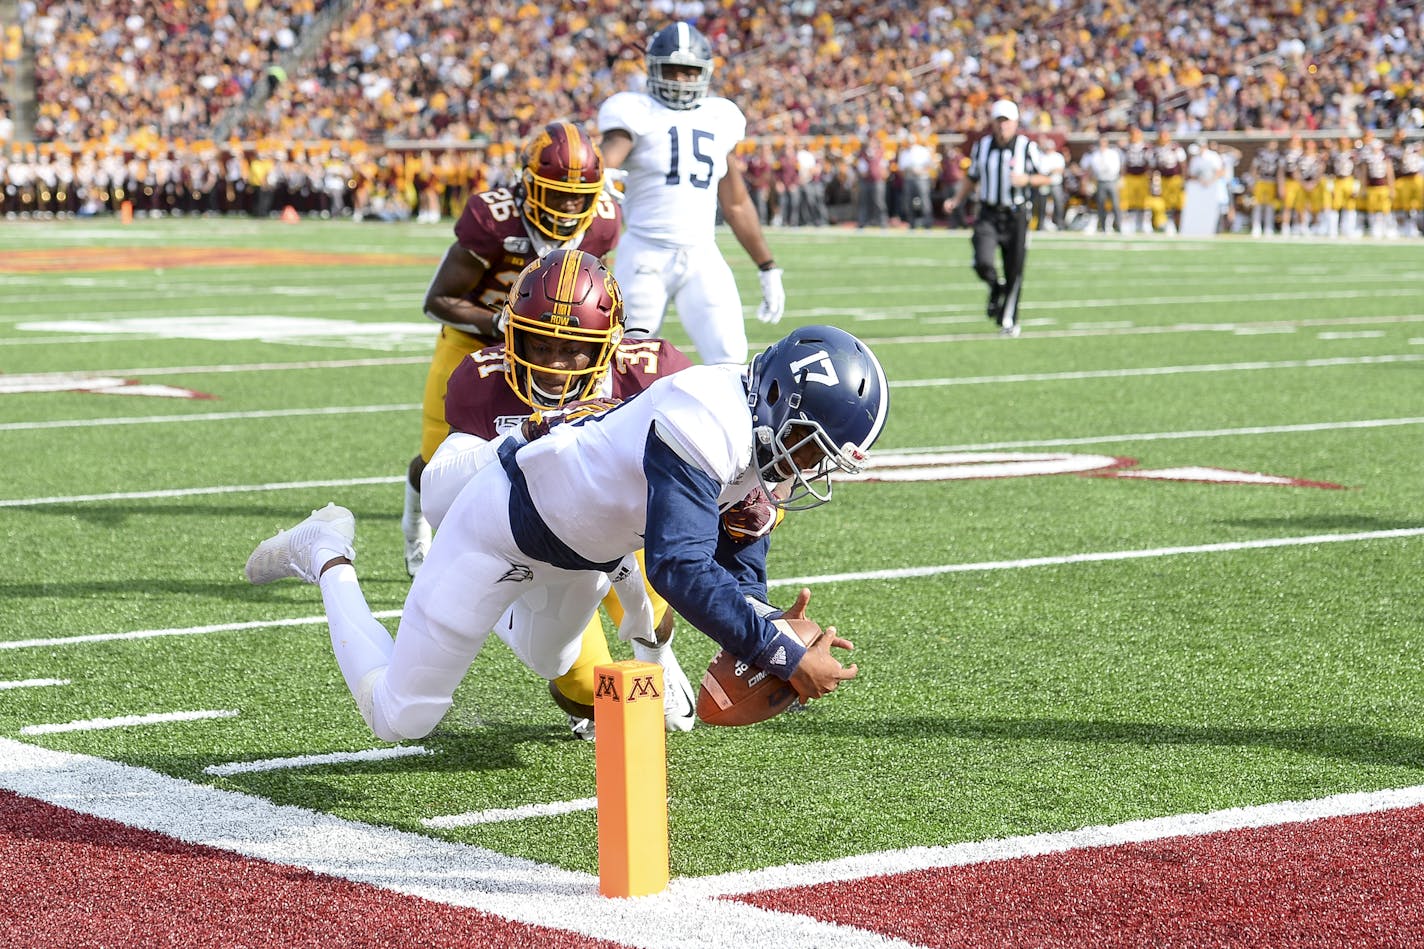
[567, 714, 596, 742]
[999, 323, 1021, 338]
[632, 634, 696, 732]
[547, 681, 596, 741]
[245, 503, 355, 585]
[402, 518, 430, 577]
[987, 281, 1006, 321]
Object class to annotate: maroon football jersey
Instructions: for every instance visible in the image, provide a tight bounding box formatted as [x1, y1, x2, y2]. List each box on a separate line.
[1123, 142, 1152, 176]
[443, 338, 694, 440]
[1154, 145, 1184, 178]
[450, 187, 622, 336]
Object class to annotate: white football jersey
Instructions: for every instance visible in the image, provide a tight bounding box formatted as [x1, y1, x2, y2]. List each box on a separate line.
[515, 363, 757, 564]
[597, 91, 747, 245]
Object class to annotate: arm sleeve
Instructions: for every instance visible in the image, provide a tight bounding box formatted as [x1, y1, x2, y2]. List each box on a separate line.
[715, 529, 770, 603]
[642, 429, 805, 677]
[420, 431, 522, 530]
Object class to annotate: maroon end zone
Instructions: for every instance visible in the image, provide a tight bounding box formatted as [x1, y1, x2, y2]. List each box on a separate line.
[0, 791, 621, 949]
[738, 805, 1424, 947]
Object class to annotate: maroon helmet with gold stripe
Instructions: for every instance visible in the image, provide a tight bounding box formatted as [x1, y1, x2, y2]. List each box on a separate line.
[501, 249, 624, 408]
[518, 122, 604, 241]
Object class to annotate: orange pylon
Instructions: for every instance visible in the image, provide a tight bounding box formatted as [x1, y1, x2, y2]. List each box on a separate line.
[593, 660, 669, 897]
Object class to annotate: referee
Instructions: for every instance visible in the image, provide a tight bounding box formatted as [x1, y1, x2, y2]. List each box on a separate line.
[943, 99, 1050, 337]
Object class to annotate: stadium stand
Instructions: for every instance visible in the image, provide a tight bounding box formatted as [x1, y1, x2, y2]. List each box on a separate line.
[2, 0, 1420, 231]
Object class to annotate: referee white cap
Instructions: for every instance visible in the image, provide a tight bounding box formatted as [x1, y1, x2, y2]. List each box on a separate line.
[990, 99, 1019, 121]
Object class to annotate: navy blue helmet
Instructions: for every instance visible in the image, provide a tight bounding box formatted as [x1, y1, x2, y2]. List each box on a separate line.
[646, 22, 713, 110]
[747, 325, 889, 510]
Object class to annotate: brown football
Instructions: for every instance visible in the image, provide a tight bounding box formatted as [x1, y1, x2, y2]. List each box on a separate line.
[696, 618, 822, 727]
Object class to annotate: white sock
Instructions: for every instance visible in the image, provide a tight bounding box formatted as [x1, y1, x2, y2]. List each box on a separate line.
[319, 563, 394, 698]
[402, 481, 425, 533]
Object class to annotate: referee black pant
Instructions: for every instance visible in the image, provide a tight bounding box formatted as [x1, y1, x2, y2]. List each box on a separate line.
[971, 204, 1029, 329]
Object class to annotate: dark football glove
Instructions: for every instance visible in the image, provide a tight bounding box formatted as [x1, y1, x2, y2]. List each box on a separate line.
[521, 396, 621, 441]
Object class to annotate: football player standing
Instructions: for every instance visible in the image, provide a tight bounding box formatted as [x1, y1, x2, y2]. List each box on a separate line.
[595, 21, 785, 367]
[401, 122, 619, 577]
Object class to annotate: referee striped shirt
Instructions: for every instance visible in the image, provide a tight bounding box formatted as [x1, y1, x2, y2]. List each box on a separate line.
[967, 133, 1043, 209]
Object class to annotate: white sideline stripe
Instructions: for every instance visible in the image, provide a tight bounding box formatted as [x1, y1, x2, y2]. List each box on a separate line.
[19, 709, 239, 736]
[769, 528, 1424, 589]
[205, 745, 433, 777]
[0, 678, 70, 691]
[0, 476, 398, 508]
[0, 739, 922, 949]
[893, 354, 1424, 388]
[678, 783, 1424, 899]
[423, 797, 599, 829]
[0, 403, 417, 432]
[0, 610, 402, 651]
[5, 530, 1418, 652]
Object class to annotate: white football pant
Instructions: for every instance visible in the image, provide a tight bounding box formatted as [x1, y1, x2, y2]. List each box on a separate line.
[614, 229, 748, 365]
[320, 462, 608, 742]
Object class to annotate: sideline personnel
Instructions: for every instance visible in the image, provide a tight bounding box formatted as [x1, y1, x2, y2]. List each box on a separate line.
[942, 99, 1050, 337]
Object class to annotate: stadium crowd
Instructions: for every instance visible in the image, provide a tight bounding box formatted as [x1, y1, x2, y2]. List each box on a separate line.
[2, 0, 1422, 234]
[11, 0, 1424, 145]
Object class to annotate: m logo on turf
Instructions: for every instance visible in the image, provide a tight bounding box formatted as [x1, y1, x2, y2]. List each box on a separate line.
[627, 675, 661, 703]
[595, 673, 619, 702]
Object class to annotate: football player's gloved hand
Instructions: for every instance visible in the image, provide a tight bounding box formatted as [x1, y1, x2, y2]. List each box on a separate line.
[521, 397, 620, 441]
[721, 486, 785, 541]
[756, 267, 786, 324]
[602, 167, 628, 205]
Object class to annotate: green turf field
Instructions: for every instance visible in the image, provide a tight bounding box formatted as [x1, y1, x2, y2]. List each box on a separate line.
[2, 219, 1421, 876]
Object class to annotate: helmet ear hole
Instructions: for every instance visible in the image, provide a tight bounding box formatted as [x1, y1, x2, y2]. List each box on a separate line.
[764, 380, 780, 405]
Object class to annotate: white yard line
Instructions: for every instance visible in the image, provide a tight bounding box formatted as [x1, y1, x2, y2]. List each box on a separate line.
[204, 745, 433, 777]
[769, 528, 1424, 588]
[4, 414, 1419, 507]
[19, 709, 239, 736]
[0, 404, 417, 432]
[0, 738, 922, 949]
[0, 476, 398, 508]
[915, 286, 1424, 316]
[925, 416, 1424, 452]
[3, 736, 1421, 946]
[422, 798, 599, 829]
[0, 610, 401, 651]
[4, 529, 1418, 652]
[679, 783, 1424, 898]
[0, 678, 70, 691]
[0, 356, 427, 376]
[893, 354, 1424, 388]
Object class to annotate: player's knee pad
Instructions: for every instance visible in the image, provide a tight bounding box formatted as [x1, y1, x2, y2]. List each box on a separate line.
[974, 262, 998, 284]
[367, 674, 448, 742]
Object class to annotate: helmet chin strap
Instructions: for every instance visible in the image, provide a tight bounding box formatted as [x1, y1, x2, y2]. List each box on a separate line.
[529, 376, 572, 407]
